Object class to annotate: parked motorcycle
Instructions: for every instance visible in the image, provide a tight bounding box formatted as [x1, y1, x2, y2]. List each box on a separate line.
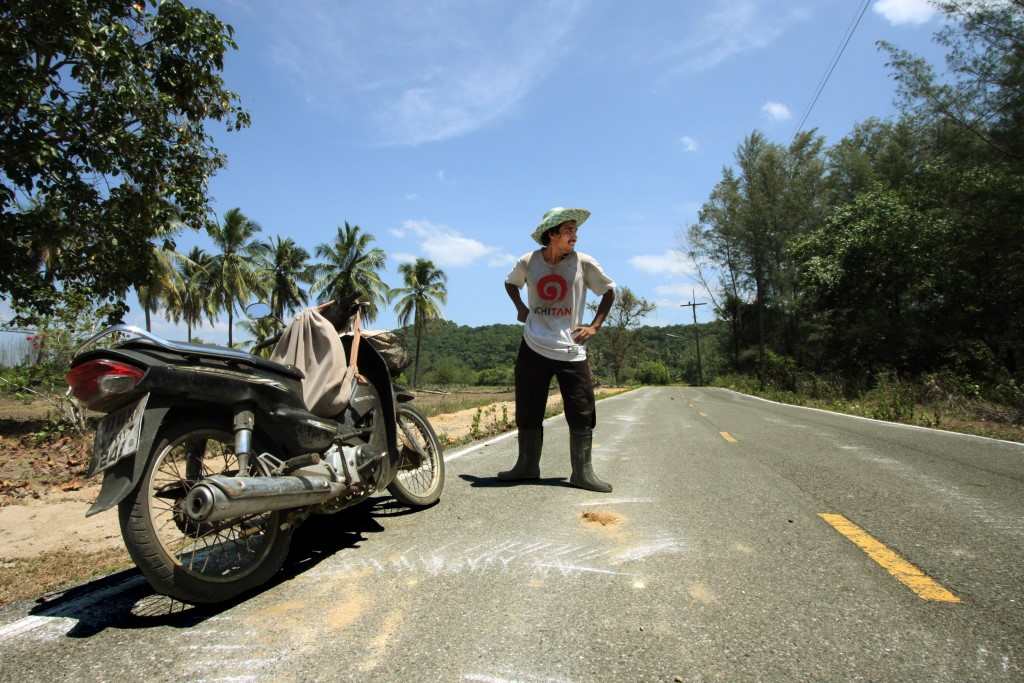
[65, 303, 444, 604]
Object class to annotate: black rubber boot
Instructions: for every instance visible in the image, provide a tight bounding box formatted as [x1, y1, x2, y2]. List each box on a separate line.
[569, 429, 612, 493]
[498, 428, 543, 481]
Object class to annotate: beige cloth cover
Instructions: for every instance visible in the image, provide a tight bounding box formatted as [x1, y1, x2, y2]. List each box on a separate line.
[270, 309, 355, 417]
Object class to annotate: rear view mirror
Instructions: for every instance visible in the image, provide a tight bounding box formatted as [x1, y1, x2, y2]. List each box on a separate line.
[245, 302, 272, 318]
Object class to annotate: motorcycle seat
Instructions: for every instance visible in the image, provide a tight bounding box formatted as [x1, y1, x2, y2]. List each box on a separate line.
[122, 340, 305, 380]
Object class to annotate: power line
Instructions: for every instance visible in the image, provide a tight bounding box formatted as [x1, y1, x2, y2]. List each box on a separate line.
[794, 0, 872, 137]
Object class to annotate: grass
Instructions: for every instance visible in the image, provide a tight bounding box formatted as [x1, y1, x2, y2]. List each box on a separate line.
[0, 547, 132, 607]
[714, 373, 1024, 444]
[412, 386, 516, 419]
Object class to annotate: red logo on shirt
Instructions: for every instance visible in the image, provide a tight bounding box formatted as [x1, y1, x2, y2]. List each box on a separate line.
[537, 274, 568, 301]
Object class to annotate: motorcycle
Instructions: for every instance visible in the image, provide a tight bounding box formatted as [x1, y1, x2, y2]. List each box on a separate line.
[65, 302, 444, 604]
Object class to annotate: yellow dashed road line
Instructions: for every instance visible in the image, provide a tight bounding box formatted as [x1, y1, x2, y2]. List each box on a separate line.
[719, 432, 737, 443]
[818, 513, 960, 603]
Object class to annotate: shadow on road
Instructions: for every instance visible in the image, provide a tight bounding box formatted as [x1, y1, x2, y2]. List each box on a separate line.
[459, 473, 569, 488]
[26, 495, 421, 638]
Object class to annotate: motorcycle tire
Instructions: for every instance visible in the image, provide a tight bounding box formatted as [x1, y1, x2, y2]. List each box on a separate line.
[387, 404, 445, 507]
[118, 417, 293, 604]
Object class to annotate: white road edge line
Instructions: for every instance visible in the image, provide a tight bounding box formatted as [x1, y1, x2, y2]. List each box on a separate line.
[443, 388, 645, 463]
[717, 388, 1024, 448]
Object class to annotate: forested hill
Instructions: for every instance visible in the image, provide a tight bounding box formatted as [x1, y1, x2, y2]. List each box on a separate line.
[391, 319, 725, 385]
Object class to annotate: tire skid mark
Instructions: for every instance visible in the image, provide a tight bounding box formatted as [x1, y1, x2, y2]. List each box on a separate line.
[309, 533, 688, 580]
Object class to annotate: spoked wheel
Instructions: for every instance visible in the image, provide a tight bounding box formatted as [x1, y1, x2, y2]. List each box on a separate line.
[387, 404, 445, 507]
[119, 418, 292, 604]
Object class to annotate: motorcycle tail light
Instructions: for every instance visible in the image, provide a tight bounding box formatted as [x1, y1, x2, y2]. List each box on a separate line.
[66, 359, 145, 409]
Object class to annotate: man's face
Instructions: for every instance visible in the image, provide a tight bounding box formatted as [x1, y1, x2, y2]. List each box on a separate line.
[550, 221, 578, 251]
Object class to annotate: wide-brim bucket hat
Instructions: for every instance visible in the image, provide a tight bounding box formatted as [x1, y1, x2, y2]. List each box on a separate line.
[530, 207, 591, 245]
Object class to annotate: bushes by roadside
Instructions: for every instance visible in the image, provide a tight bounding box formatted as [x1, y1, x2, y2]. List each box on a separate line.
[714, 369, 1024, 443]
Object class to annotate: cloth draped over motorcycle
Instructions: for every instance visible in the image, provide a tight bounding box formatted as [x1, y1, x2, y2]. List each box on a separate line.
[270, 309, 356, 417]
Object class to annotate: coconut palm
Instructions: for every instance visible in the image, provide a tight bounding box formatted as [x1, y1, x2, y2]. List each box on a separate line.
[389, 258, 447, 387]
[137, 242, 185, 332]
[169, 247, 218, 343]
[239, 316, 281, 359]
[254, 236, 312, 323]
[208, 208, 264, 347]
[312, 222, 388, 323]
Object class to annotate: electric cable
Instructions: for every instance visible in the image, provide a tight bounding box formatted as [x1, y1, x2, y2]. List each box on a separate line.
[794, 0, 872, 136]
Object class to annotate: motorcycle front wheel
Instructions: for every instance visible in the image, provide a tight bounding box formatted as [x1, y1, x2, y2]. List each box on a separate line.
[118, 417, 292, 604]
[387, 404, 445, 507]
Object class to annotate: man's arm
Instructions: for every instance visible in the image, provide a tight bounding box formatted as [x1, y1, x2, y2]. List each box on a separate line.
[506, 282, 530, 323]
[573, 289, 614, 343]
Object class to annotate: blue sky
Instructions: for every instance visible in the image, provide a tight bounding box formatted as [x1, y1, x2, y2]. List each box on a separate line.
[6, 0, 952, 346]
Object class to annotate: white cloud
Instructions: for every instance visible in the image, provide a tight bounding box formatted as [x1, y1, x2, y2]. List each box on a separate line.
[487, 252, 517, 268]
[398, 219, 510, 268]
[393, 252, 418, 264]
[390, 228, 407, 238]
[872, 0, 937, 25]
[629, 250, 695, 277]
[654, 283, 701, 298]
[404, 193, 419, 201]
[762, 101, 792, 121]
[269, 1, 589, 145]
[679, 136, 698, 152]
[436, 170, 447, 183]
[658, 2, 809, 74]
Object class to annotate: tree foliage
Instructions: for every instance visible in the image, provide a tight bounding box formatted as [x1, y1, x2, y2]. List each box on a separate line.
[390, 258, 447, 387]
[684, 0, 1024, 398]
[208, 208, 263, 348]
[0, 0, 249, 323]
[313, 222, 388, 324]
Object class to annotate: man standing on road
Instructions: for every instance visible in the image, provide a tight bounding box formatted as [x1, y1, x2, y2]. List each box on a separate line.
[499, 207, 616, 493]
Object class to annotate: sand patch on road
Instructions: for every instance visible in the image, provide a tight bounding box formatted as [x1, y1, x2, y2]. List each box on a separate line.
[580, 510, 623, 528]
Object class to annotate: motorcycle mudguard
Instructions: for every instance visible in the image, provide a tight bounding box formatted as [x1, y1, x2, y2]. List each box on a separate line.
[85, 404, 172, 517]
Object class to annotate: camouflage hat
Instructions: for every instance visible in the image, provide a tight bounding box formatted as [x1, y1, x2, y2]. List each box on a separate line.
[530, 207, 591, 245]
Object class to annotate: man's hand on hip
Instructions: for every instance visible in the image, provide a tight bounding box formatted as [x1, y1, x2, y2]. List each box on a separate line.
[572, 325, 598, 344]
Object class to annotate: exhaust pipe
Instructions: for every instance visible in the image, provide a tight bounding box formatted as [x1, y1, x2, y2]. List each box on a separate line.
[183, 474, 349, 524]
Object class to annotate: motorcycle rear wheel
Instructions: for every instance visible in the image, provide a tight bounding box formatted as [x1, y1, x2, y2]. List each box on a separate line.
[118, 417, 292, 604]
[387, 404, 445, 507]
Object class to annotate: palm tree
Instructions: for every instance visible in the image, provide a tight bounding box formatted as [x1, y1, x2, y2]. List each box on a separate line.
[208, 208, 264, 347]
[254, 236, 312, 323]
[170, 247, 218, 343]
[389, 258, 447, 387]
[137, 243, 185, 332]
[312, 222, 388, 323]
[239, 316, 281, 359]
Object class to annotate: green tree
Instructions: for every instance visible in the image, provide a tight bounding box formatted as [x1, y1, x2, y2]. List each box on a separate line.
[171, 246, 217, 343]
[0, 0, 249, 324]
[878, 0, 1024, 377]
[209, 208, 263, 348]
[687, 170, 749, 366]
[239, 316, 279, 359]
[313, 222, 388, 324]
[390, 258, 447, 387]
[636, 360, 671, 385]
[136, 240, 187, 333]
[255, 236, 311, 323]
[688, 131, 826, 385]
[591, 287, 655, 384]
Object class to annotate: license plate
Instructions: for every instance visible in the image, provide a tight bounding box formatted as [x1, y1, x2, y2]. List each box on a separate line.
[88, 394, 149, 477]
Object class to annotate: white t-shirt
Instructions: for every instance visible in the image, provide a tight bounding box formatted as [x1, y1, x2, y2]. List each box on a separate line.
[505, 250, 616, 361]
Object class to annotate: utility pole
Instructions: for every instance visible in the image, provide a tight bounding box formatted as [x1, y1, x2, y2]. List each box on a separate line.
[681, 291, 707, 385]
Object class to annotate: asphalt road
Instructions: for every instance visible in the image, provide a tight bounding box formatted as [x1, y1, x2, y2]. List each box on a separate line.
[1, 387, 1022, 682]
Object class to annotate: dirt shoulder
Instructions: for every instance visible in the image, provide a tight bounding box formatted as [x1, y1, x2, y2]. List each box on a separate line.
[0, 386, 634, 605]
